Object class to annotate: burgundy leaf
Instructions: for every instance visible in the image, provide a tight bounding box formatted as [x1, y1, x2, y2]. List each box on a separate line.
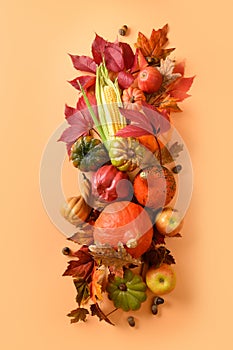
[69, 75, 96, 91]
[91, 34, 107, 64]
[104, 43, 124, 72]
[119, 107, 153, 133]
[69, 54, 96, 73]
[63, 246, 95, 279]
[119, 42, 135, 70]
[117, 71, 134, 89]
[65, 104, 76, 118]
[142, 102, 171, 134]
[58, 124, 87, 143]
[116, 125, 152, 137]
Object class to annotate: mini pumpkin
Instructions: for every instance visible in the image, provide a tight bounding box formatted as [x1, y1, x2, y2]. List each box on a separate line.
[108, 137, 145, 172]
[70, 135, 109, 172]
[133, 165, 176, 209]
[122, 87, 146, 110]
[60, 195, 91, 226]
[107, 269, 147, 311]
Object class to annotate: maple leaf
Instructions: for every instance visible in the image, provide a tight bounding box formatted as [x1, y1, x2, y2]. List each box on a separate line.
[89, 243, 141, 270]
[144, 246, 176, 268]
[63, 246, 95, 280]
[68, 223, 94, 246]
[74, 278, 90, 306]
[135, 24, 175, 62]
[154, 142, 184, 165]
[90, 303, 115, 326]
[67, 307, 89, 323]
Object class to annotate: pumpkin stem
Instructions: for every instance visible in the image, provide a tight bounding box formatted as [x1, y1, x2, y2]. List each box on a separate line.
[118, 283, 127, 291]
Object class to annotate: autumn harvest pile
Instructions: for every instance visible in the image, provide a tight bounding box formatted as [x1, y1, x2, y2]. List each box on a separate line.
[59, 24, 194, 326]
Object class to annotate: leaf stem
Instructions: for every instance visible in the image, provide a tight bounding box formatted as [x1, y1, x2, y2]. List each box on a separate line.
[105, 308, 119, 317]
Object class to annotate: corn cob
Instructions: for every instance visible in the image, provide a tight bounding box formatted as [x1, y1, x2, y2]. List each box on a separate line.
[96, 62, 126, 142]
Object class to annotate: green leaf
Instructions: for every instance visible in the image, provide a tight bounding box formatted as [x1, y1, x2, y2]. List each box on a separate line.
[67, 307, 89, 323]
[74, 278, 90, 306]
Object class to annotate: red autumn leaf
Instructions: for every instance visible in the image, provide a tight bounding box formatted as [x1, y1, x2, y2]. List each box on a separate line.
[119, 42, 135, 70]
[117, 103, 171, 138]
[104, 42, 124, 72]
[58, 95, 95, 150]
[168, 76, 195, 101]
[63, 246, 95, 279]
[117, 71, 134, 89]
[64, 104, 76, 118]
[130, 48, 148, 73]
[91, 34, 107, 64]
[173, 61, 185, 76]
[69, 54, 97, 73]
[68, 75, 96, 91]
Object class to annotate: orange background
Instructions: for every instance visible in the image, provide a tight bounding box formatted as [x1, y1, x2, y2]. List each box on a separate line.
[1, 0, 232, 349]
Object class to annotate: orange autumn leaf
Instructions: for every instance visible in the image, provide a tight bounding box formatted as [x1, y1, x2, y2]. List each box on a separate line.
[135, 24, 175, 61]
[90, 267, 108, 303]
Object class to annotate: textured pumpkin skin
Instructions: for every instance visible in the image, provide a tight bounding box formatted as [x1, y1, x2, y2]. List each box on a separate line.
[93, 201, 153, 258]
[133, 165, 176, 209]
[70, 136, 109, 172]
[122, 87, 146, 110]
[107, 269, 147, 311]
[108, 137, 145, 172]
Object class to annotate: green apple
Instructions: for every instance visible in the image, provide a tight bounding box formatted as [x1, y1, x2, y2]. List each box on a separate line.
[146, 263, 176, 295]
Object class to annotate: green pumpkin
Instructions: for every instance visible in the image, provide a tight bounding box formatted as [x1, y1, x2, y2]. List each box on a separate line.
[106, 269, 147, 311]
[108, 137, 145, 172]
[70, 136, 109, 172]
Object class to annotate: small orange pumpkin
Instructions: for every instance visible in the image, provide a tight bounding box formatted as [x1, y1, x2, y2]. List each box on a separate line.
[133, 166, 176, 209]
[93, 201, 153, 258]
[122, 87, 146, 110]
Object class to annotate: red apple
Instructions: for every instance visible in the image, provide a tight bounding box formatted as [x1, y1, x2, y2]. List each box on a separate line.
[138, 67, 163, 93]
[146, 263, 176, 295]
[155, 207, 184, 236]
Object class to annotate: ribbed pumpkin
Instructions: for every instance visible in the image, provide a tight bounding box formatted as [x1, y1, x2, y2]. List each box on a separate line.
[93, 201, 153, 258]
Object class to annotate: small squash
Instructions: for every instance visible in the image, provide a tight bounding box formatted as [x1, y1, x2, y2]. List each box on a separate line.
[70, 136, 109, 172]
[107, 269, 147, 311]
[108, 137, 145, 172]
[60, 195, 91, 226]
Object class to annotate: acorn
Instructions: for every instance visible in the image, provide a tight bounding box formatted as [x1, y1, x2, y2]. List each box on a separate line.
[172, 164, 182, 174]
[127, 316, 135, 327]
[119, 25, 128, 36]
[60, 195, 91, 226]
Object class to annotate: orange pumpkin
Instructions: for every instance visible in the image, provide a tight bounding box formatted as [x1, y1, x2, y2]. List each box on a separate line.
[93, 201, 153, 258]
[133, 166, 176, 209]
[122, 87, 146, 110]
